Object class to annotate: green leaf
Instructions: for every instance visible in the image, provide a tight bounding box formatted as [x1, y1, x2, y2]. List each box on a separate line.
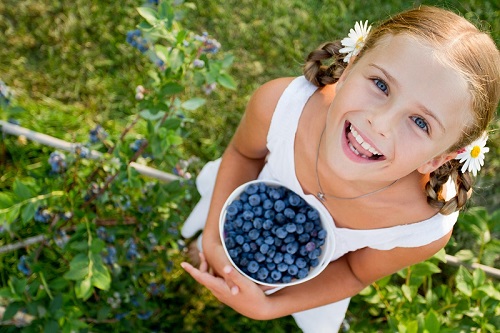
[160, 82, 184, 96]
[181, 98, 206, 111]
[140, 109, 166, 121]
[455, 266, 473, 296]
[3, 302, 22, 321]
[64, 254, 89, 281]
[161, 117, 182, 130]
[221, 53, 235, 68]
[90, 254, 111, 291]
[13, 179, 33, 200]
[0, 192, 13, 208]
[21, 202, 36, 224]
[402, 284, 413, 302]
[424, 310, 440, 333]
[137, 7, 158, 26]
[44, 319, 59, 333]
[5, 204, 20, 224]
[411, 261, 441, 277]
[169, 48, 184, 72]
[158, 1, 174, 24]
[217, 72, 237, 90]
[90, 238, 105, 253]
[75, 277, 92, 300]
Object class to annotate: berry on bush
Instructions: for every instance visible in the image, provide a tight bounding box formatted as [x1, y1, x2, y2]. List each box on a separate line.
[222, 182, 327, 284]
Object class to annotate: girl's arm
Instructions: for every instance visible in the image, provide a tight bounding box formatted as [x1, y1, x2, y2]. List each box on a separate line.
[200, 77, 295, 276]
[183, 229, 452, 320]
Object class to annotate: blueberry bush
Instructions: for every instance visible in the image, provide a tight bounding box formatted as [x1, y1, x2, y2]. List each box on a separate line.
[0, 0, 499, 332]
[0, 1, 240, 331]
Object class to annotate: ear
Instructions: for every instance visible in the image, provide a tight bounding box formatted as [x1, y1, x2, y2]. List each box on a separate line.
[417, 152, 458, 174]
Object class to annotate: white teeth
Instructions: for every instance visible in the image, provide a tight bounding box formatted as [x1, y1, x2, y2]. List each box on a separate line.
[350, 125, 382, 156]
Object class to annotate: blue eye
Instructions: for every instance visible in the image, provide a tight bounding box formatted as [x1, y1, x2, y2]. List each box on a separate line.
[411, 116, 429, 133]
[374, 79, 388, 94]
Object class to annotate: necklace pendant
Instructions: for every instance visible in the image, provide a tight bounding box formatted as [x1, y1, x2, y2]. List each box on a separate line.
[317, 192, 326, 201]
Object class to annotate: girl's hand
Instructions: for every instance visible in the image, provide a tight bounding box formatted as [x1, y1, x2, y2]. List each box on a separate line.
[181, 252, 273, 320]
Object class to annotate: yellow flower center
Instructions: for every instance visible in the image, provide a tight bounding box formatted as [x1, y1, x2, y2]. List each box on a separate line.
[471, 146, 481, 158]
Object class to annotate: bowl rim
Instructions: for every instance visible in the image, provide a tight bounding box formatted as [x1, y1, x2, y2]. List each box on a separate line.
[219, 179, 335, 288]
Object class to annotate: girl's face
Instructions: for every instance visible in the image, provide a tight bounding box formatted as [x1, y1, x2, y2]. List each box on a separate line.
[325, 34, 472, 183]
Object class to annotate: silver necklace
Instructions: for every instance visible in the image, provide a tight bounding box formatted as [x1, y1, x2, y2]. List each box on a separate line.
[315, 126, 398, 201]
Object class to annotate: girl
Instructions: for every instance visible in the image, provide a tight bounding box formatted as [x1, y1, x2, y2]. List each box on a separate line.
[181, 6, 500, 332]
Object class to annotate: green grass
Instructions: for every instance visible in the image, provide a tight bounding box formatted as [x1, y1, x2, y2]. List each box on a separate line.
[0, 0, 499, 331]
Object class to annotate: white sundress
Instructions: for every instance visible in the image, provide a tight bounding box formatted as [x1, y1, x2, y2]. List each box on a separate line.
[181, 76, 459, 333]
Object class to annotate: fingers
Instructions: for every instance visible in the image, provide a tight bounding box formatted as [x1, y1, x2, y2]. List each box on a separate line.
[223, 265, 240, 295]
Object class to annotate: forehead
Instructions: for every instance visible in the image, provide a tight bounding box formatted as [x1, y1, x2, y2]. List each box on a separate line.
[356, 35, 473, 131]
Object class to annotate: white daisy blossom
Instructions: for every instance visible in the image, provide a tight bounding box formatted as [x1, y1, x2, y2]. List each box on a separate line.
[339, 20, 372, 63]
[455, 134, 489, 176]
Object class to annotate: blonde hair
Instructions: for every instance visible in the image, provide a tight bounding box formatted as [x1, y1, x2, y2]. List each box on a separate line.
[303, 6, 500, 214]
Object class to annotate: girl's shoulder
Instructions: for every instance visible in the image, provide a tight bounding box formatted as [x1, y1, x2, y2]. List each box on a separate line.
[244, 76, 297, 126]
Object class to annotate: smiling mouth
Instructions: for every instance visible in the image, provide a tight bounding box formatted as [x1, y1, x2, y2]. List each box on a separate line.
[346, 123, 385, 160]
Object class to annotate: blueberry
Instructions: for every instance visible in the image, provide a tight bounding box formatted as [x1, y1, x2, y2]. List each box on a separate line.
[263, 199, 274, 210]
[285, 223, 297, 233]
[225, 237, 236, 249]
[260, 243, 270, 254]
[297, 268, 309, 279]
[288, 194, 302, 206]
[275, 213, 286, 223]
[271, 270, 282, 281]
[307, 209, 320, 221]
[283, 207, 296, 219]
[318, 229, 327, 239]
[277, 263, 288, 272]
[296, 257, 307, 269]
[275, 228, 288, 239]
[264, 236, 275, 245]
[242, 221, 253, 232]
[283, 235, 295, 244]
[234, 217, 244, 228]
[274, 200, 285, 212]
[304, 222, 314, 232]
[242, 210, 254, 221]
[247, 261, 259, 274]
[255, 252, 266, 263]
[253, 218, 263, 229]
[286, 242, 299, 254]
[248, 194, 261, 206]
[282, 275, 292, 283]
[308, 248, 321, 260]
[298, 233, 310, 243]
[242, 243, 251, 252]
[287, 264, 298, 276]
[273, 252, 284, 264]
[248, 229, 260, 240]
[267, 263, 276, 271]
[226, 204, 239, 216]
[305, 241, 316, 252]
[252, 206, 263, 216]
[284, 253, 295, 265]
[257, 267, 269, 280]
[264, 209, 275, 220]
[235, 235, 245, 245]
[295, 213, 306, 224]
[245, 184, 259, 195]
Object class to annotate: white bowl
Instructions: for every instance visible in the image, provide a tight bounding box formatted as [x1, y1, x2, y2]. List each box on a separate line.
[219, 179, 335, 288]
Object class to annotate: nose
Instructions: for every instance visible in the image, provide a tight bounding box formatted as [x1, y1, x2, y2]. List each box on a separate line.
[367, 106, 398, 138]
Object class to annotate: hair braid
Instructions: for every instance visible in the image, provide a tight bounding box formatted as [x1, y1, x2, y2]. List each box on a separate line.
[303, 41, 346, 87]
[426, 160, 473, 215]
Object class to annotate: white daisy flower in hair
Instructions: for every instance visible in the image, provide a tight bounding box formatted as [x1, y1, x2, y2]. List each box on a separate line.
[339, 20, 372, 63]
[455, 134, 489, 177]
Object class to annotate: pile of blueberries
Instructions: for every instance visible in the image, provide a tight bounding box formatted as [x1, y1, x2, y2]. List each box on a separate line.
[222, 182, 327, 285]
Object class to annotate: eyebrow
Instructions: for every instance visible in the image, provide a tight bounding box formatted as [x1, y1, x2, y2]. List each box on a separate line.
[369, 63, 446, 133]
